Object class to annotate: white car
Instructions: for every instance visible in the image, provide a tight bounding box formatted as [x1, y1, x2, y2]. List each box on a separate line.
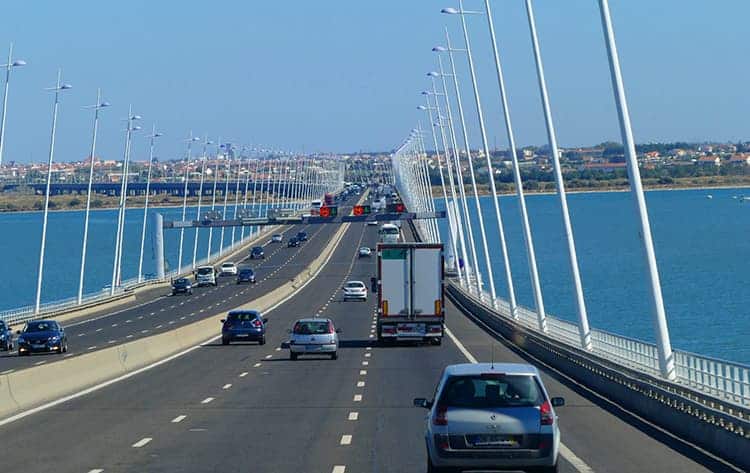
[194, 265, 218, 287]
[271, 234, 283, 243]
[358, 247, 372, 258]
[414, 363, 564, 473]
[343, 280, 367, 301]
[288, 318, 340, 360]
[219, 261, 238, 276]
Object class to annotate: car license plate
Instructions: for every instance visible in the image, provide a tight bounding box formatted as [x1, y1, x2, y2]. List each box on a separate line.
[235, 334, 249, 338]
[306, 345, 322, 351]
[397, 323, 425, 336]
[32, 344, 45, 349]
[466, 434, 519, 448]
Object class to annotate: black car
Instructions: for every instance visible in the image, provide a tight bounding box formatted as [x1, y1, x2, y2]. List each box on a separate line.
[237, 268, 256, 284]
[250, 246, 265, 259]
[17, 320, 67, 356]
[171, 277, 193, 295]
[296, 231, 308, 242]
[0, 320, 13, 351]
[288, 237, 300, 248]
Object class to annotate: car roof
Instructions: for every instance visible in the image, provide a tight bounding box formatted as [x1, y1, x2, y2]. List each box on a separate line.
[444, 363, 539, 377]
[197, 265, 213, 269]
[222, 262, 235, 265]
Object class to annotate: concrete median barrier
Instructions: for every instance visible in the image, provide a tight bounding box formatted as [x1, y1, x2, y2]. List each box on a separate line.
[0, 204, 356, 423]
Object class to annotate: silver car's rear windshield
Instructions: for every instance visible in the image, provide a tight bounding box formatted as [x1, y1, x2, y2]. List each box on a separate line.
[197, 268, 213, 275]
[438, 374, 544, 408]
[346, 282, 364, 288]
[293, 321, 330, 335]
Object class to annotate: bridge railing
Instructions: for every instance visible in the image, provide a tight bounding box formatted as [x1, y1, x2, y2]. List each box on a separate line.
[0, 228, 269, 327]
[464, 283, 750, 408]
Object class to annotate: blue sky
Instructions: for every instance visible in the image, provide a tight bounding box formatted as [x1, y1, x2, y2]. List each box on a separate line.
[0, 0, 748, 163]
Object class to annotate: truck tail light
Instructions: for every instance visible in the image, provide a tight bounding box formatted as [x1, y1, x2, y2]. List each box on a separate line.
[540, 400, 554, 426]
[381, 300, 388, 316]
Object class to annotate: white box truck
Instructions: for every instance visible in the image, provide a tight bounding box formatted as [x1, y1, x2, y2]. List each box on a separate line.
[375, 243, 444, 344]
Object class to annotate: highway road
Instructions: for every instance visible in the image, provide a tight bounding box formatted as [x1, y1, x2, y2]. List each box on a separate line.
[1, 218, 742, 472]
[0, 195, 360, 373]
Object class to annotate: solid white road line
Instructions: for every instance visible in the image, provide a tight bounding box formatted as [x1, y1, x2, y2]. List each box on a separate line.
[34, 361, 46, 366]
[201, 397, 214, 404]
[445, 327, 594, 473]
[340, 434, 352, 445]
[132, 437, 152, 448]
[348, 412, 359, 421]
[171, 415, 187, 423]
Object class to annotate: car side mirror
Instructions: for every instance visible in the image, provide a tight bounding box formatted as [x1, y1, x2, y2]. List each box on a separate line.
[551, 397, 565, 407]
[262, 318, 269, 324]
[413, 398, 432, 409]
[335, 328, 342, 334]
[220, 319, 226, 323]
[16, 330, 21, 335]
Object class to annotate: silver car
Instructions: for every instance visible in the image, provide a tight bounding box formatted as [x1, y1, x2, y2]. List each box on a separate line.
[414, 363, 564, 473]
[288, 318, 340, 360]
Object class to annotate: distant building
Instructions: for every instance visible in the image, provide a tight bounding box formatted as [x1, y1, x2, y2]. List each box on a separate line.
[696, 156, 721, 166]
[728, 153, 750, 166]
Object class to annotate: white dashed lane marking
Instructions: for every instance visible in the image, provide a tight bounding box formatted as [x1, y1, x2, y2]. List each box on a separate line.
[171, 415, 187, 423]
[340, 434, 352, 445]
[201, 397, 214, 404]
[132, 437, 152, 448]
[348, 412, 359, 421]
[353, 394, 362, 402]
[222, 384, 232, 390]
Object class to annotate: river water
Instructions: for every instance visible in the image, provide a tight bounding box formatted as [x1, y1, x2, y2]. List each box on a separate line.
[434, 187, 750, 365]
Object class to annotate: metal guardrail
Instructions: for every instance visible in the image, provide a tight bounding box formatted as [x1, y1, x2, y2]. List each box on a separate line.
[453, 282, 750, 408]
[0, 229, 270, 327]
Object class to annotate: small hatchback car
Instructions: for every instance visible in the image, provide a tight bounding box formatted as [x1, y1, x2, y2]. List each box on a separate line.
[236, 268, 256, 284]
[288, 318, 340, 360]
[250, 246, 265, 259]
[343, 280, 367, 301]
[171, 277, 193, 295]
[414, 363, 564, 473]
[221, 310, 267, 345]
[287, 237, 300, 247]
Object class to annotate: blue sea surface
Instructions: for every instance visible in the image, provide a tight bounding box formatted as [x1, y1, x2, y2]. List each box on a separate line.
[0, 203, 260, 310]
[435, 187, 750, 365]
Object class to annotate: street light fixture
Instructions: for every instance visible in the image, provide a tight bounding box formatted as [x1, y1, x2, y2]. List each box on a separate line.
[0, 43, 26, 168]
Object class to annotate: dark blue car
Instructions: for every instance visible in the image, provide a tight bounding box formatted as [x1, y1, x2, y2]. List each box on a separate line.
[17, 320, 67, 356]
[236, 268, 256, 284]
[221, 310, 267, 345]
[0, 320, 13, 351]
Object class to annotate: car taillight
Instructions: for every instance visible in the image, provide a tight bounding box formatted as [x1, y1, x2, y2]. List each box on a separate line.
[540, 400, 554, 426]
[328, 322, 335, 334]
[432, 405, 448, 426]
[252, 320, 262, 328]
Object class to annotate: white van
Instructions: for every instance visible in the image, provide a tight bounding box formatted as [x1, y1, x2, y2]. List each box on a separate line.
[194, 265, 218, 287]
[379, 223, 400, 243]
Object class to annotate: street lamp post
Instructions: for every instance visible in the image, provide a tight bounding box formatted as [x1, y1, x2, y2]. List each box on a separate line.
[597, 0, 674, 379]
[206, 151, 221, 260]
[192, 137, 212, 269]
[77, 89, 110, 303]
[111, 107, 142, 293]
[524, 0, 591, 348]
[138, 126, 162, 282]
[34, 70, 72, 314]
[0, 43, 26, 168]
[219, 155, 232, 255]
[177, 134, 201, 274]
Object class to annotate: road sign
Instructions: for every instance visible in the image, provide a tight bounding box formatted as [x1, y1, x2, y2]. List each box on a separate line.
[352, 205, 371, 216]
[319, 206, 337, 218]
